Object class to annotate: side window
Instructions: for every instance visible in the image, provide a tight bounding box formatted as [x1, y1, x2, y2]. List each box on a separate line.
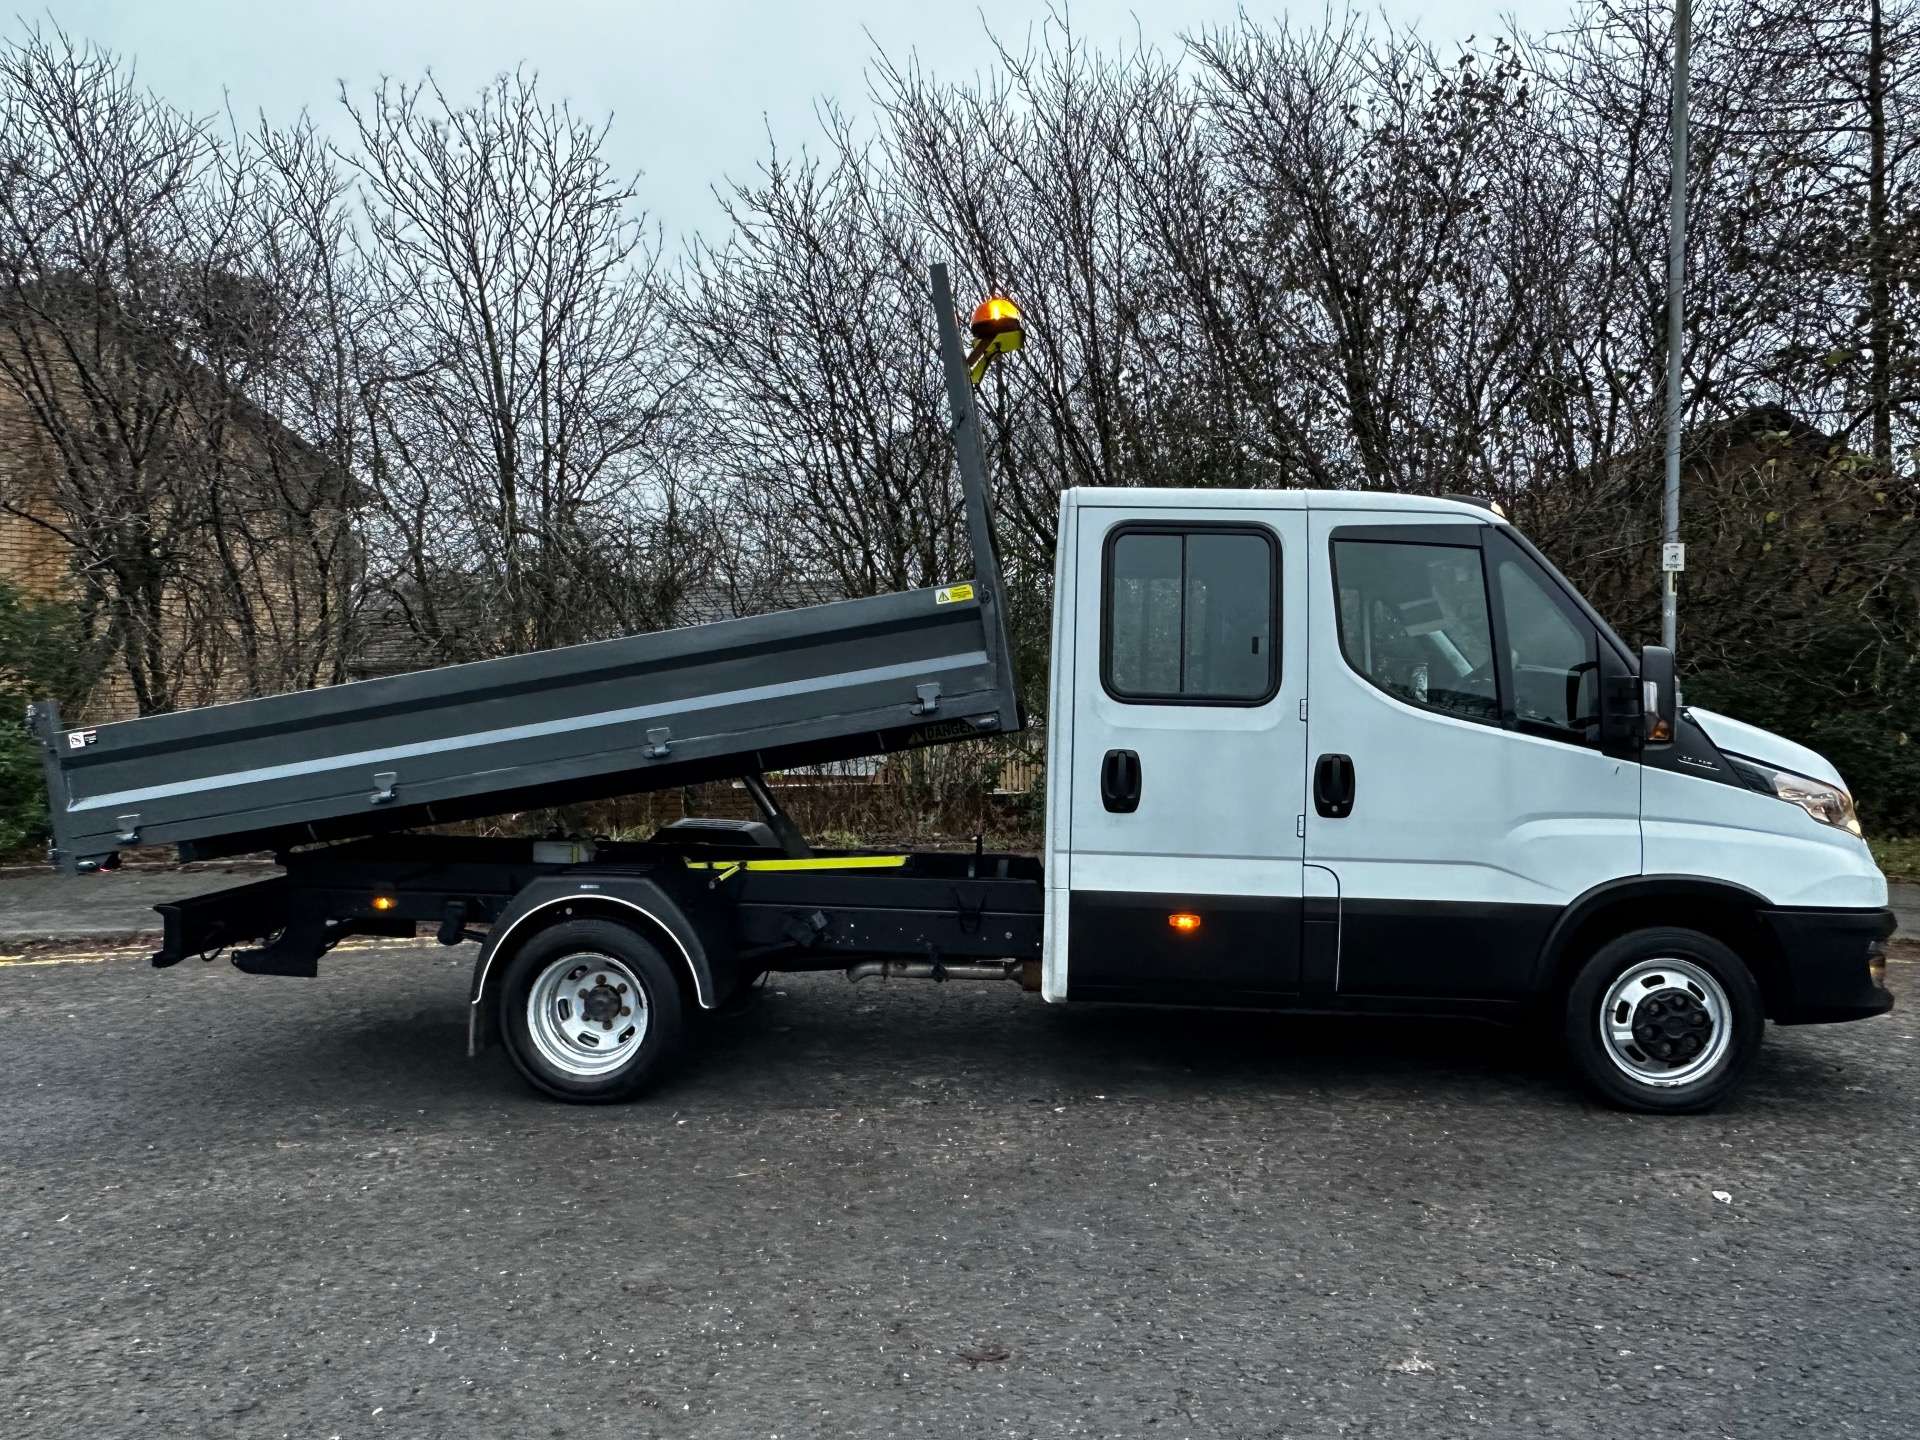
[1104, 526, 1276, 703]
[1495, 546, 1599, 739]
[1332, 539, 1499, 723]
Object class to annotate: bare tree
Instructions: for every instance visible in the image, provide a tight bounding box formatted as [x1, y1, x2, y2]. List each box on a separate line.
[0, 26, 370, 714]
[874, 25, 1212, 544]
[676, 119, 966, 606]
[1719, 0, 1920, 466]
[0, 28, 258, 711]
[0, 26, 214, 712]
[159, 110, 378, 699]
[343, 70, 681, 659]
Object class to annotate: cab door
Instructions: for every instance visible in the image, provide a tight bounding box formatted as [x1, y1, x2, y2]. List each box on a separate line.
[1060, 499, 1309, 1003]
[1303, 510, 1642, 999]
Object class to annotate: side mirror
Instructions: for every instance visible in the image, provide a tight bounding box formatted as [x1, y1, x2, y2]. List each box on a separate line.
[1597, 646, 1639, 747]
[1639, 644, 1677, 745]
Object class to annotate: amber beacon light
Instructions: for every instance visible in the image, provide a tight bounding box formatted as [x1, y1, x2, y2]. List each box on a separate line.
[1168, 911, 1202, 934]
[966, 294, 1025, 384]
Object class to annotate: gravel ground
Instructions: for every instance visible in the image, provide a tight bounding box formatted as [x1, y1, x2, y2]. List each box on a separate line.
[0, 941, 1914, 1439]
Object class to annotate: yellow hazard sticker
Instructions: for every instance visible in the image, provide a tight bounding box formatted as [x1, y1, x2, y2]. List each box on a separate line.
[935, 583, 975, 605]
[683, 854, 909, 883]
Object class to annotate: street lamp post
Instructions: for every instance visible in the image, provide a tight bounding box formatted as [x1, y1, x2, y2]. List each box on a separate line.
[1660, 0, 1692, 653]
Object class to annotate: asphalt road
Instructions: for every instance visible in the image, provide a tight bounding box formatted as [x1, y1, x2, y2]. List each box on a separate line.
[0, 863, 275, 947]
[1, 942, 1915, 1440]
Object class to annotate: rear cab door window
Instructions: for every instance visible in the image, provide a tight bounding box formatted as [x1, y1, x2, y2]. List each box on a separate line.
[1106, 527, 1277, 704]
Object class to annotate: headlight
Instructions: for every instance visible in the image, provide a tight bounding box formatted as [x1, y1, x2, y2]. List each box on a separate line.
[1773, 771, 1863, 836]
[1730, 758, 1863, 837]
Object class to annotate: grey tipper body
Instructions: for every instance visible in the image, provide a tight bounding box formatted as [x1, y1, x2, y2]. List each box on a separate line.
[29, 584, 1018, 873]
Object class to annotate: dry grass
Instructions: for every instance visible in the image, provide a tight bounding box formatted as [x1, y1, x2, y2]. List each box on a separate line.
[1870, 836, 1920, 882]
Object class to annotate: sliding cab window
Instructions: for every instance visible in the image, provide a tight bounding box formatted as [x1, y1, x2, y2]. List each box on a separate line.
[1490, 537, 1601, 742]
[1332, 538, 1500, 724]
[1103, 525, 1278, 703]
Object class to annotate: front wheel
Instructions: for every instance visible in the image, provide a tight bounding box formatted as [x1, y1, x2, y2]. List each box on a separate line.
[498, 919, 687, 1102]
[1563, 927, 1764, 1114]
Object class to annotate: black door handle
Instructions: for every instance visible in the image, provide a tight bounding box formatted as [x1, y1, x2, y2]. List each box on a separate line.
[1101, 749, 1141, 813]
[1314, 753, 1355, 819]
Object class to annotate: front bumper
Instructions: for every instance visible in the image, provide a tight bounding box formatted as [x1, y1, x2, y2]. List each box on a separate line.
[1762, 906, 1897, 1024]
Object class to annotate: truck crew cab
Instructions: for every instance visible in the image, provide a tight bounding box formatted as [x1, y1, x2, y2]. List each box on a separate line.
[29, 268, 1894, 1114]
[1045, 485, 1892, 1111]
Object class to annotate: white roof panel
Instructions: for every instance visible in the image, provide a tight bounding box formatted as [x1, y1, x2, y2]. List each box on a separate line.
[1064, 487, 1504, 522]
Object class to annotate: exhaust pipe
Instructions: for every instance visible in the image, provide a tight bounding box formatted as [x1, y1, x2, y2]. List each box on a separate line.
[846, 959, 1036, 988]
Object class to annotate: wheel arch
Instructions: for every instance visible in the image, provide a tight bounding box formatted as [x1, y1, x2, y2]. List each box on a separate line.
[468, 877, 716, 1057]
[1534, 875, 1789, 1017]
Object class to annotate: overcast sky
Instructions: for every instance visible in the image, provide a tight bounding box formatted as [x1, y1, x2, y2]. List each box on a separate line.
[48, 1, 1488, 244]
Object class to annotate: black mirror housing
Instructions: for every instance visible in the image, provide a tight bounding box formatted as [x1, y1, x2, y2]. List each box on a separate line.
[1598, 644, 1640, 748]
[1639, 644, 1678, 745]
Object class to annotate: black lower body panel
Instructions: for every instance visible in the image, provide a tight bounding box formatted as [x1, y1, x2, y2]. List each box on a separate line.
[1762, 906, 1896, 1023]
[1064, 890, 1560, 1008]
[1066, 890, 1302, 1002]
[1334, 899, 1560, 999]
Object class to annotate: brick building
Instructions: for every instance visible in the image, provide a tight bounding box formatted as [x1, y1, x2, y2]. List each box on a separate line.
[0, 394, 69, 600]
[0, 336, 358, 723]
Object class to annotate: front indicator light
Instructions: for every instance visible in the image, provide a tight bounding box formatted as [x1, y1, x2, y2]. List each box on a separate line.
[1168, 912, 1202, 933]
[372, 895, 397, 912]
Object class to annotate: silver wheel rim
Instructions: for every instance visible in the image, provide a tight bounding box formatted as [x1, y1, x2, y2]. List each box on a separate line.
[1598, 956, 1732, 1088]
[526, 953, 650, 1080]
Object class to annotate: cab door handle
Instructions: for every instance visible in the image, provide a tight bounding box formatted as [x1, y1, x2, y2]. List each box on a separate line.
[1101, 749, 1141, 813]
[1314, 753, 1355, 819]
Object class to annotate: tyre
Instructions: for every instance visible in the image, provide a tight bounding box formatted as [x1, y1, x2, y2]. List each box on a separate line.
[1563, 926, 1764, 1114]
[498, 918, 687, 1102]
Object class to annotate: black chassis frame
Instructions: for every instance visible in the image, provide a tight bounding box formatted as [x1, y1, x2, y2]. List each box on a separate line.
[153, 830, 1046, 1035]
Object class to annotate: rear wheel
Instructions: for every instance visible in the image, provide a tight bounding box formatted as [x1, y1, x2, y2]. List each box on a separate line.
[1563, 926, 1764, 1113]
[498, 919, 686, 1102]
